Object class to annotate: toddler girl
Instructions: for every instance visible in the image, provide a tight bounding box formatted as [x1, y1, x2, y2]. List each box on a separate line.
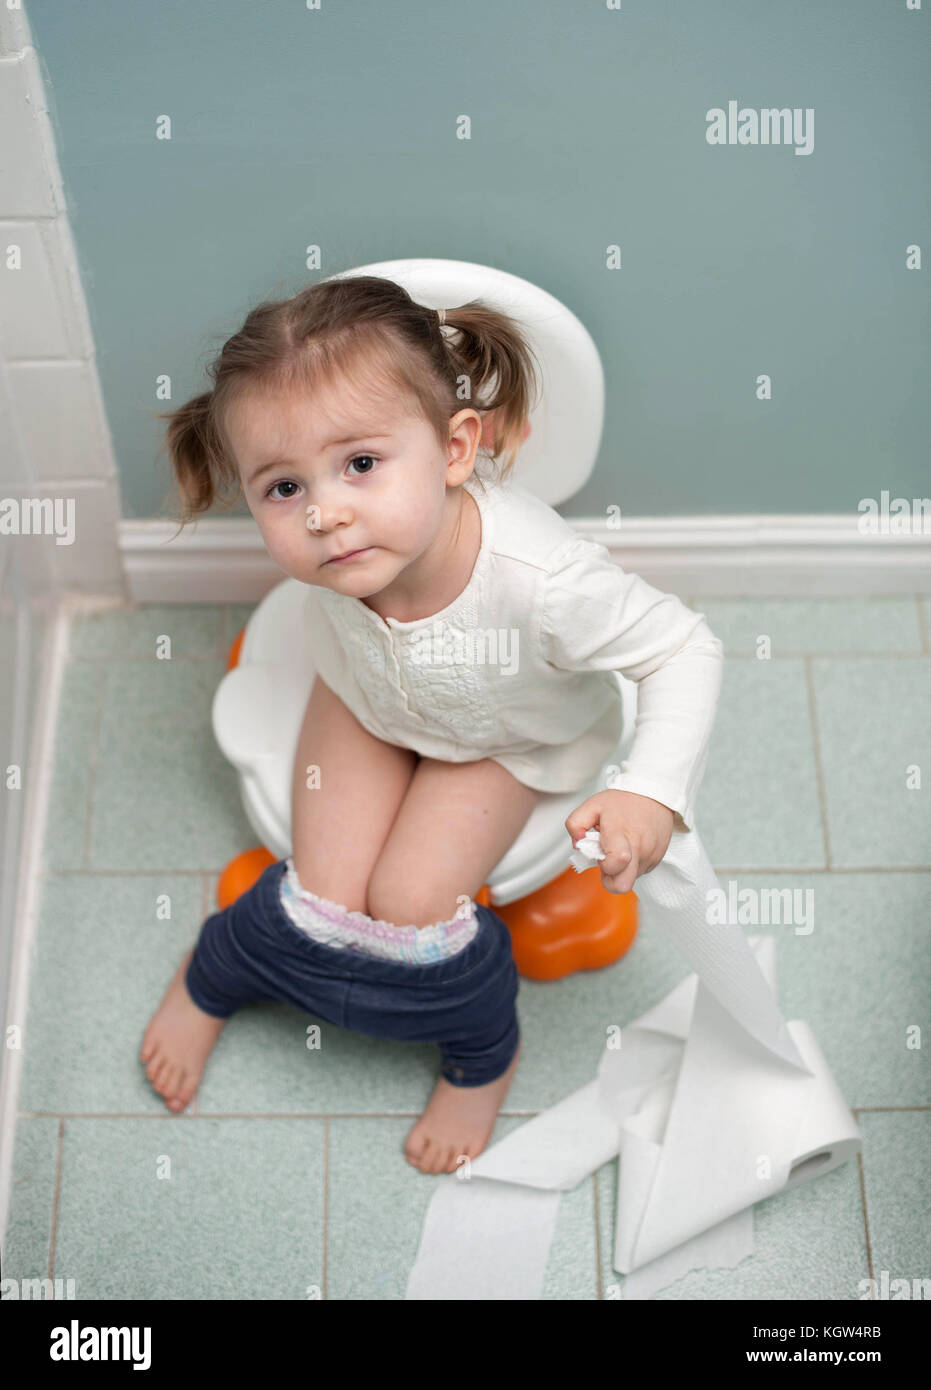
[140, 274, 724, 1174]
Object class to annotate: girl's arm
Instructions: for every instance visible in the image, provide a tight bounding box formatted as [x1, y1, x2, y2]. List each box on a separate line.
[540, 534, 725, 889]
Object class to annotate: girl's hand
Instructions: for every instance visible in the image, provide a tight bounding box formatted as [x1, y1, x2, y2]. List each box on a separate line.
[565, 790, 675, 895]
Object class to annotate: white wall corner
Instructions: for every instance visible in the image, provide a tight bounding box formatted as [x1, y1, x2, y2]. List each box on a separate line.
[0, 2, 29, 60]
[0, 15, 127, 601]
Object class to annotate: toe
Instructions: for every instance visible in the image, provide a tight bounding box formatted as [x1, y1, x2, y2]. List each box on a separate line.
[427, 1143, 447, 1176]
[416, 1139, 437, 1173]
[146, 1055, 168, 1087]
[165, 1069, 192, 1109]
[153, 1059, 173, 1093]
[404, 1126, 427, 1164]
[174, 1076, 196, 1110]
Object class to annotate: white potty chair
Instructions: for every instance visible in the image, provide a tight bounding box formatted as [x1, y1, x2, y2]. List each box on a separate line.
[212, 258, 640, 979]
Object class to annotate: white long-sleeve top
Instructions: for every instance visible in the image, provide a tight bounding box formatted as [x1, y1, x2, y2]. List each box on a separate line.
[301, 472, 725, 831]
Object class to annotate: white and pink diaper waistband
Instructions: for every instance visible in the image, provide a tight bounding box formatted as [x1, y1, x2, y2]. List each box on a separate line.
[278, 859, 480, 964]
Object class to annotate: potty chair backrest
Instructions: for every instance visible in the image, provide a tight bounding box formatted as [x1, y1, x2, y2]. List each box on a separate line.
[328, 259, 604, 508]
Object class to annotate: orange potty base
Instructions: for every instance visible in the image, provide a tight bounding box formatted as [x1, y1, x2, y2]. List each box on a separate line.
[476, 866, 638, 981]
[226, 627, 246, 672]
[217, 847, 276, 912]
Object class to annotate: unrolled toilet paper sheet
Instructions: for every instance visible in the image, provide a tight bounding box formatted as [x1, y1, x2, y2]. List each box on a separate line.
[406, 824, 861, 1300]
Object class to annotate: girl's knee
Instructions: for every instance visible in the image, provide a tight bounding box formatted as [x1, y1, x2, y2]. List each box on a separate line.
[291, 852, 368, 914]
[365, 874, 470, 928]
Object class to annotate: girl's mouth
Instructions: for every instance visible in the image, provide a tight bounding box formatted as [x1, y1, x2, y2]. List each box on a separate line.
[326, 547, 373, 565]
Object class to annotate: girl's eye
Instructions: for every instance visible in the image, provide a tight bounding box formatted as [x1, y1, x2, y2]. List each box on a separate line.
[347, 454, 378, 476]
[267, 480, 300, 500]
[265, 456, 378, 499]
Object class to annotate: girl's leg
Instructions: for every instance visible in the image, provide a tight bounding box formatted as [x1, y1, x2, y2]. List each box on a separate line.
[366, 756, 539, 926]
[290, 675, 420, 910]
[141, 675, 419, 1110]
[365, 756, 540, 1174]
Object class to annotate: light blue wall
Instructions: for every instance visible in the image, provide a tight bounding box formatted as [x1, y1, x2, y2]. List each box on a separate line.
[28, 0, 930, 522]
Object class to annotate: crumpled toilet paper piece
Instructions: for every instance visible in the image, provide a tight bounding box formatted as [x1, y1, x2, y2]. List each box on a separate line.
[406, 825, 861, 1300]
[569, 828, 607, 873]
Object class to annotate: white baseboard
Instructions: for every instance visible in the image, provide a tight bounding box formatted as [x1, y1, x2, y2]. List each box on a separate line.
[120, 514, 931, 602]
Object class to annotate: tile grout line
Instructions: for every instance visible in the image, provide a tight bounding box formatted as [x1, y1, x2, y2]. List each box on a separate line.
[18, 1109, 548, 1119]
[59, 654, 233, 663]
[803, 653, 833, 870]
[51, 868, 246, 877]
[715, 650, 930, 659]
[187, 876, 213, 1119]
[592, 1172, 604, 1300]
[19, 1106, 929, 1120]
[322, 1116, 329, 1301]
[47, 1118, 64, 1281]
[851, 1105, 931, 1113]
[855, 1149, 876, 1295]
[915, 597, 930, 654]
[81, 658, 106, 874]
[218, 607, 230, 662]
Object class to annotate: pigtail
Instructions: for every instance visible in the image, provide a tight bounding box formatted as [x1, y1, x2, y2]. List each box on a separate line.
[440, 303, 542, 481]
[154, 391, 238, 535]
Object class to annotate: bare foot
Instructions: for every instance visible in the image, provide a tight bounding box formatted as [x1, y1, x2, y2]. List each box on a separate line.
[404, 1042, 521, 1174]
[139, 949, 226, 1112]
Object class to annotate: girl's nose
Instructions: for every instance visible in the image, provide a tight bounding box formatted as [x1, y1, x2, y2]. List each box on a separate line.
[305, 501, 352, 534]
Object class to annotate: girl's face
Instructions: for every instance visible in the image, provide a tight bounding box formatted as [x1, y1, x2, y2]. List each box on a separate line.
[228, 381, 482, 597]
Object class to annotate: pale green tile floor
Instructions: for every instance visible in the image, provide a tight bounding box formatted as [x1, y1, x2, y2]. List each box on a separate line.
[3, 597, 929, 1300]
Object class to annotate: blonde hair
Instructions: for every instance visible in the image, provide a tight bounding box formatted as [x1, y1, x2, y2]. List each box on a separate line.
[155, 274, 542, 534]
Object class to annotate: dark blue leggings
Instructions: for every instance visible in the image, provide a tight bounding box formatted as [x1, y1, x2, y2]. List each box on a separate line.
[185, 859, 521, 1087]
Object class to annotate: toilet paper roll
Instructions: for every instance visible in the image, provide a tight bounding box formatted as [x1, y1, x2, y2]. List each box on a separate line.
[611, 976, 862, 1276]
[406, 825, 861, 1300]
